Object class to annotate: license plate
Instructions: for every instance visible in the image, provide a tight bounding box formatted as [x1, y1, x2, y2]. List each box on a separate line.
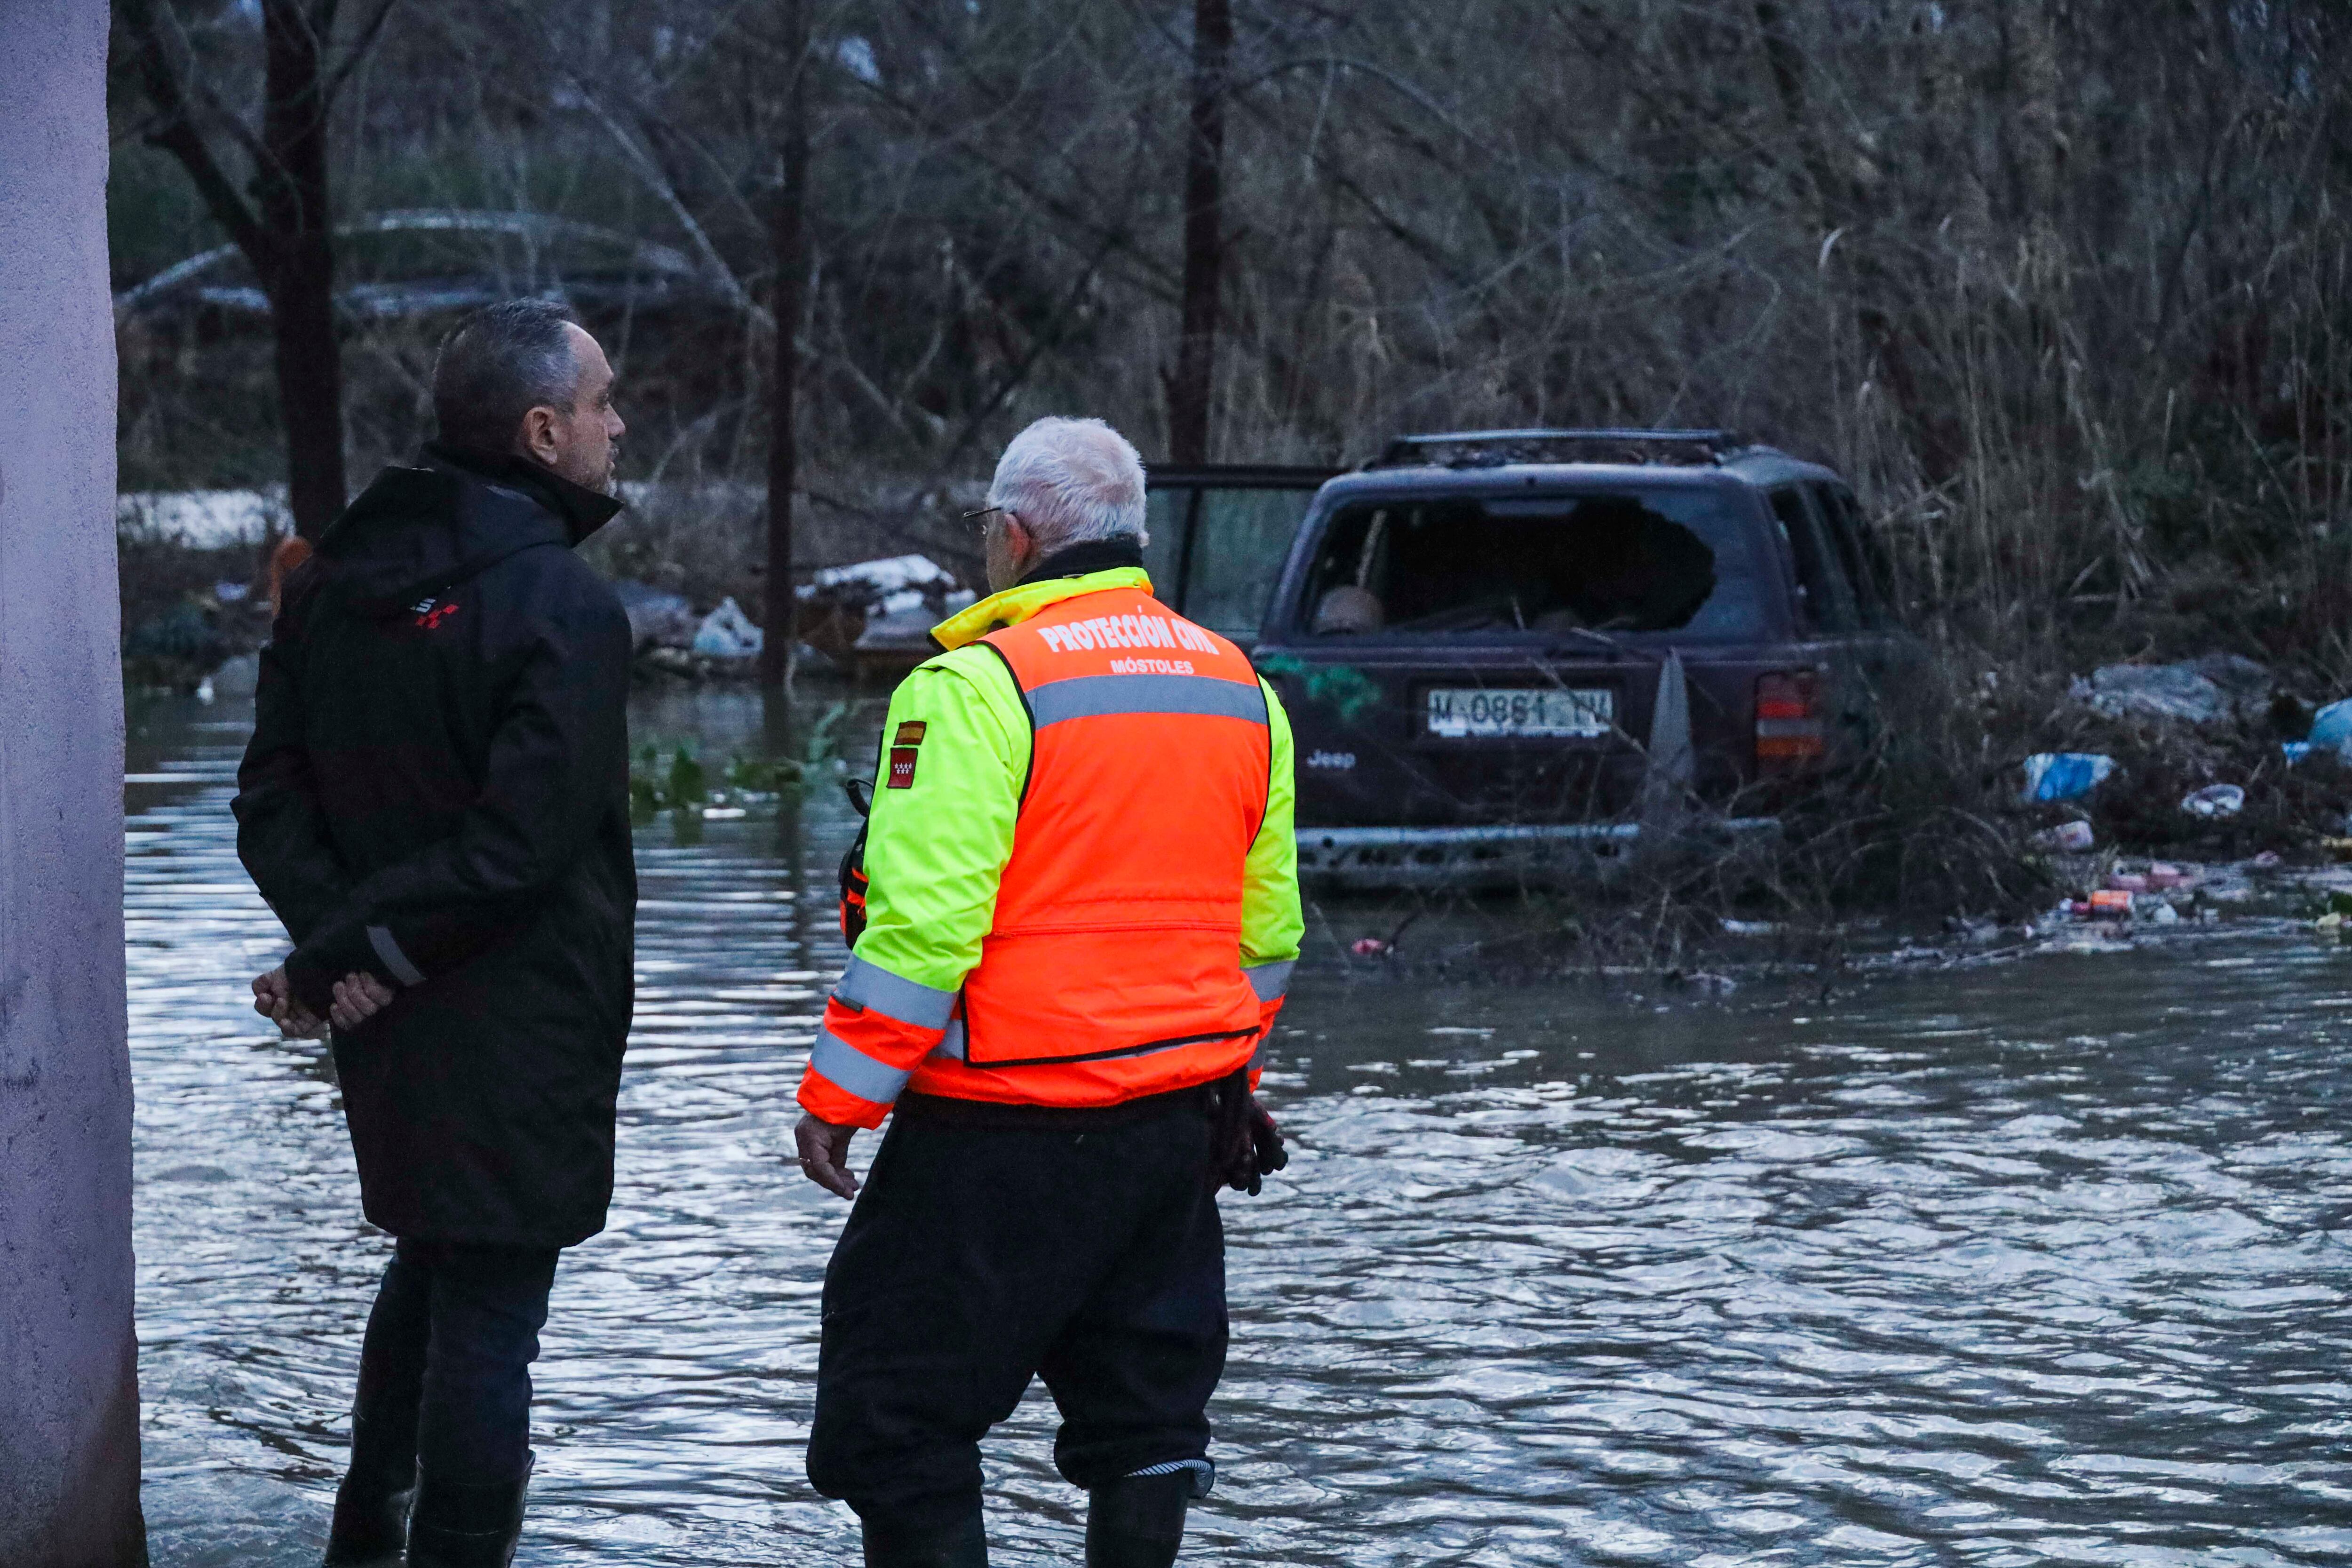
[1425, 686, 1613, 739]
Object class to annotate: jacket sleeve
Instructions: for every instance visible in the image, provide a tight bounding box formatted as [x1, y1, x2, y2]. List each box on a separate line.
[233, 614, 354, 946]
[1239, 678, 1304, 1084]
[276, 586, 633, 1014]
[798, 652, 1024, 1128]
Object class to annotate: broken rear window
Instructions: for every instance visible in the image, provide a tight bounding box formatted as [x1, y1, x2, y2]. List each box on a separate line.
[1298, 489, 1765, 640]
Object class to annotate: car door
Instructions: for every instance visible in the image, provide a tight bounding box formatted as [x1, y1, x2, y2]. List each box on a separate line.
[1141, 469, 1335, 648]
[1767, 485, 1859, 638]
[1769, 483, 1883, 755]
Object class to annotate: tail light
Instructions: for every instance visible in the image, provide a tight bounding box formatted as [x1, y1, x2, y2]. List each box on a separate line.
[1756, 671, 1825, 772]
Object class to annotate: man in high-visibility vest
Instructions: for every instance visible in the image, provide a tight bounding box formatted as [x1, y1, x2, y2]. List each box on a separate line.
[792, 416, 1303, 1568]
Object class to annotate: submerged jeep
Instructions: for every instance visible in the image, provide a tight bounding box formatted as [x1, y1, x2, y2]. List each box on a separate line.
[1248, 429, 1901, 886]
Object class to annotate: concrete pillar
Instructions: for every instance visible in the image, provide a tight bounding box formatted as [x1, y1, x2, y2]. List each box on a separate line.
[0, 3, 146, 1565]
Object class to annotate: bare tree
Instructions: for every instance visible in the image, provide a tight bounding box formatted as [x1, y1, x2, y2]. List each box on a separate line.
[121, 0, 400, 538]
[107, 0, 2352, 670]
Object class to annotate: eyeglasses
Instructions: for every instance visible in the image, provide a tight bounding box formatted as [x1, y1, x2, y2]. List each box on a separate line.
[961, 505, 1017, 535]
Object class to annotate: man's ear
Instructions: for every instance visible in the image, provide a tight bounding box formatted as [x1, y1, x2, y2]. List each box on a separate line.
[1003, 512, 1037, 567]
[516, 404, 562, 465]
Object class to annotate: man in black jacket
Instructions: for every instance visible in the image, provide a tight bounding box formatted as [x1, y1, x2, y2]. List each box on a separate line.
[235, 299, 636, 1568]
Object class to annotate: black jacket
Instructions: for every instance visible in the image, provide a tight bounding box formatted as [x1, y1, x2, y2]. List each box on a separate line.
[235, 444, 637, 1247]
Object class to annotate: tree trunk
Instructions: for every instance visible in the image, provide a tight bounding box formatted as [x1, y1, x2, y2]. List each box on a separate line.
[2005, 0, 2062, 234]
[266, 252, 346, 541]
[1166, 0, 1231, 465]
[258, 0, 348, 540]
[0, 5, 147, 1563]
[761, 0, 810, 687]
[126, 0, 352, 542]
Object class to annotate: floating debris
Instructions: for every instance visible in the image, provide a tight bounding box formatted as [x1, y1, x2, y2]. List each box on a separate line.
[2309, 697, 2352, 756]
[2033, 820, 2097, 852]
[2181, 783, 2245, 819]
[2071, 656, 2269, 725]
[2022, 752, 2116, 802]
[691, 597, 764, 660]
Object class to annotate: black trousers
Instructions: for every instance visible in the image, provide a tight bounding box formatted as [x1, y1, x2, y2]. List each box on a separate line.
[350, 1239, 560, 1487]
[807, 1090, 1229, 1534]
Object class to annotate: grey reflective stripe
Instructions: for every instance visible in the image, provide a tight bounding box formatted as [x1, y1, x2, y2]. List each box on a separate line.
[367, 925, 424, 988]
[834, 955, 957, 1029]
[1243, 960, 1293, 1003]
[810, 1029, 912, 1105]
[1027, 673, 1268, 730]
[928, 1017, 968, 1062]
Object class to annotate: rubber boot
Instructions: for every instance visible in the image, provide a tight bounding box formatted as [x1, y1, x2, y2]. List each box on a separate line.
[1085, 1471, 1193, 1568]
[320, 1412, 416, 1566]
[859, 1505, 989, 1568]
[405, 1454, 532, 1568]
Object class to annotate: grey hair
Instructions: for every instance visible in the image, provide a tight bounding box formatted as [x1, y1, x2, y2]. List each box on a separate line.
[431, 299, 581, 455]
[986, 417, 1149, 549]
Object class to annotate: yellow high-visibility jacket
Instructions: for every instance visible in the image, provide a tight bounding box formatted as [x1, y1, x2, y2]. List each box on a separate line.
[797, 565, 1304, 1127]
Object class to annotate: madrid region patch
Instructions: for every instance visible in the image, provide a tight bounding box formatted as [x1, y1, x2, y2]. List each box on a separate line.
[887, 719, 927, 788]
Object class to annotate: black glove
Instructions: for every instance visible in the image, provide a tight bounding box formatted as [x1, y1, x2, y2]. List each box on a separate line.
[1247, 1101, 1288, 1183]
[1211, 1066, 1287, 1196]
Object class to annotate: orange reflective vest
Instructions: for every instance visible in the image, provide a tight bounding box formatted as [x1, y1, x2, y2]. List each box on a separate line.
[944, 586, 1272, 1099]
[803, 582, 1287, 1122]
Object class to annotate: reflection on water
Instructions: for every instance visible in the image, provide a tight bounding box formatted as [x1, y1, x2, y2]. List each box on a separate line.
[131, 690, 2352, 1564]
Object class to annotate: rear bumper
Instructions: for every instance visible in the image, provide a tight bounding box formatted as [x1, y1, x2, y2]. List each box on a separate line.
[1295, 819, 1780, 890]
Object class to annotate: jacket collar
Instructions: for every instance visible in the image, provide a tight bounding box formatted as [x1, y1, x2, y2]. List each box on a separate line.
[930, 536, 1155, 650]
[930, 566, 1154, 651]
[422, 441, 624, 545]
[1017, 537, 1145, 584]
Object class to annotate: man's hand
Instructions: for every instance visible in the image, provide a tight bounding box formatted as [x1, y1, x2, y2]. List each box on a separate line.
[1211, 1070, 1289, 1196]
[329, 971, 397, 1032]
[794, 1112, 862, 1200]
[252, 966, 399, 1038]
[1221, 1096, 1289, 1196]
[252, 966, 325, 1040]
[1245, 1098, 1289, 1186]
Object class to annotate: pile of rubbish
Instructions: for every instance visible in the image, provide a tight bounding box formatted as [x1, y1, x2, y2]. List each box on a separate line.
[612, 583, 767, 668]
[2022, 756, 2256, 820]
[2067, 653, 2273, 726]
[798, 555, 974, 662]
[610, 555, 973, 679]
[2044, 860, 2211, 927]
[2010, 653, 2352, 856]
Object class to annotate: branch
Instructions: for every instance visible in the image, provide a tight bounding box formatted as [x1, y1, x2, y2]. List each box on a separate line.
[631, 108, 769, 247]
[482, 0, 765, 323]
[937, 231, 1122, 470]
[151, 0, 277, 175]
[573, 86, 769, 325]
[322, 0, 405, 102]
[119, 0, 270, 267]
[801, 486, 985, 582]
[841, 71, 1180, 301]
[1229, 54, 1480, 150]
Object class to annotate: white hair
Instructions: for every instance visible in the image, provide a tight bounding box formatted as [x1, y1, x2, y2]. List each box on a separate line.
[986, 416, 1149, 550]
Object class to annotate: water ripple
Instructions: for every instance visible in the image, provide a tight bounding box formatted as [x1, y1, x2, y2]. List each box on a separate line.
[129, 694, 2352, 1564]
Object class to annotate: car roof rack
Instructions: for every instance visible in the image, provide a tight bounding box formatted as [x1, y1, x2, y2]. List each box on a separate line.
[1367, 427, 1746, 470]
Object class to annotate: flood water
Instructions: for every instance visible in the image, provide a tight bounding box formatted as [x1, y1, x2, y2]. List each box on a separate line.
[129, 689, 2352, 1565]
